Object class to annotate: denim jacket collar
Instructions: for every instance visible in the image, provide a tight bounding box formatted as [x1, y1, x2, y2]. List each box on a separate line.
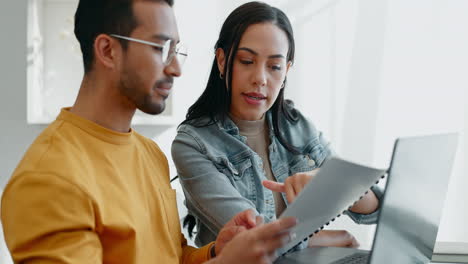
[215, 115, 239, 135]
[215, 111, 275, 137]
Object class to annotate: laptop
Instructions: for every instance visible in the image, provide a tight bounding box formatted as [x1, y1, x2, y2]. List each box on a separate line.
[275, 133, 459, 264]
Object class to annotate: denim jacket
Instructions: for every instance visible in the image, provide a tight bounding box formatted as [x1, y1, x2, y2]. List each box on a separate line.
[171, 109, 381, 247]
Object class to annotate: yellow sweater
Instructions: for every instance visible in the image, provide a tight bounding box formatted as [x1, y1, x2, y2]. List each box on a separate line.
[1, 108, 212, 264]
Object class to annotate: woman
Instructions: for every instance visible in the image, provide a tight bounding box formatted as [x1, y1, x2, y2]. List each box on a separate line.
[172, 1, 382, 249]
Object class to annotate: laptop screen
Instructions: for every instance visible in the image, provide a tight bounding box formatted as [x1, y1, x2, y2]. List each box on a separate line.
[369, 134, 458, 264]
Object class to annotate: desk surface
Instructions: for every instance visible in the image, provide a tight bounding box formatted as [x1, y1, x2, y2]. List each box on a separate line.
[434, 242, 468, 255]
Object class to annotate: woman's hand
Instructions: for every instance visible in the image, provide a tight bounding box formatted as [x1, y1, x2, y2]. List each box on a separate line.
[349, 190, 379, 215]
[263, 169, 379, 213]
[262, 169, 319, 204]
[308, 230, 359, 248]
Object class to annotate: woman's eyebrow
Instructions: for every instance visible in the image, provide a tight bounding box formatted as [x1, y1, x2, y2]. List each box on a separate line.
[238, 47, 285, 59]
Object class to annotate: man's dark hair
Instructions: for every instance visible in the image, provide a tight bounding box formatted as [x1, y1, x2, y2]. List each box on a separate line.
[74, 0, 174, 73]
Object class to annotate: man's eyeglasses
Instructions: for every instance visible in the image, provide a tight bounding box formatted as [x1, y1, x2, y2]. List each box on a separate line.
[110, 34, 188, 66]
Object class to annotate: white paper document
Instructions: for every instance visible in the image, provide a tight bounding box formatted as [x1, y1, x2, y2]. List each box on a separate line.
[278, 157, 386, 255]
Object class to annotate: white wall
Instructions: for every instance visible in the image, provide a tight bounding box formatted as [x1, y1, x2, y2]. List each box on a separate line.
[1, 0, 467, 261]
[282, 0, 468, 248]
[374, 0, 468, 243]
[0, 0, 46, 190]
[0, 2, 42, 263]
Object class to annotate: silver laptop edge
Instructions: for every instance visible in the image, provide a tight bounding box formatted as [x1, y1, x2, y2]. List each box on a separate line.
[275, 133, 459, 264]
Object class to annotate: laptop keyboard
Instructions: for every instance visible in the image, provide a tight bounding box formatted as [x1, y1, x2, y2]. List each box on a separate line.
[330, 252, 370, 264]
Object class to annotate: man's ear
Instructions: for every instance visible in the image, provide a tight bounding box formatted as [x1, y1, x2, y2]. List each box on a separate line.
[216, 48, 226, 75]
[94, 34, 120, 70]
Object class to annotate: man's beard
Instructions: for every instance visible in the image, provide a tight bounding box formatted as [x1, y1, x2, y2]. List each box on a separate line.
[118, 70, 173, 115]
[136, 90, 166, 115]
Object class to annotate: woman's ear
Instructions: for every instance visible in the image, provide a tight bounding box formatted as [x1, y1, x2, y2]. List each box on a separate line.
[285, 61, 293, 74]
[216, 48, 226, 75]
[281, 61, 293, 89]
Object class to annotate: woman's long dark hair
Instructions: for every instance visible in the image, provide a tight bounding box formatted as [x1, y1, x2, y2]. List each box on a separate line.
[181, 1, 302, 238]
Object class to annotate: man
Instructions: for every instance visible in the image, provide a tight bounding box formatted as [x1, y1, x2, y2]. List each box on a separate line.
[1, 0, 296, 263]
